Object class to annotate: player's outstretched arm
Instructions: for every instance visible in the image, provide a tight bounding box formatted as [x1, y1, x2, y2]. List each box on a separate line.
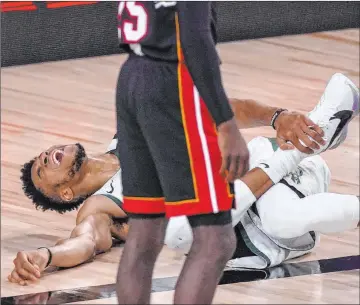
[230, 98, 279, 129]
[8, 212, 113, 286]
[230, 98, 326, 153]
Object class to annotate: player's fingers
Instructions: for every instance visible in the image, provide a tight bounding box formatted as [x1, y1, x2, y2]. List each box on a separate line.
[219, 156, 230, 178]
[33, 264, 41, 273]
[289, 135, 312, 154]
[17, 266, 37, 282]
[22, 261, 41, 279]
[227, 155, 239, 182]
[235, 159, 245, 180]
[296, 125, 319, 150]
[234, 151, 249, 180]
[301, 123, 325, 146]
[304, 116, 325, 138]
[235, 156, 247, 180]
[276, 137, 294, 150]
[281, 143, 295, 150]
[238, 157, 249, 178]
[10, 270, 25, 285]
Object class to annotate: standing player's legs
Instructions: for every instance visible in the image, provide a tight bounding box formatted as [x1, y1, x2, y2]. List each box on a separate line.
[136, 57, 236, 303]
[115, 59, 167, 304]
[174, 217, 236, 304]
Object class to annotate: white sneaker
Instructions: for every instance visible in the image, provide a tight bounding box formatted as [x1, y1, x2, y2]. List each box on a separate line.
[307, 73, 359, 153]
[326, 75, 359, 149]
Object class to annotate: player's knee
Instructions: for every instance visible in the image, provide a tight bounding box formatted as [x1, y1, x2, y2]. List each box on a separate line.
[261, 208, 293, 239]
[263, 223, 289, 239]
[127, 217, 166, 259]
[262, 214, 300, 239]
[214, 228, 237, 262]
[193, 226, 236, 264]
[127, 235, 164, 264]
[190, 212, 236, 263]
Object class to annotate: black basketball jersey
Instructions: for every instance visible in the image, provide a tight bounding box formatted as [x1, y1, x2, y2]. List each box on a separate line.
[117, 1, 218, 62]
[117, 1, 234, 126]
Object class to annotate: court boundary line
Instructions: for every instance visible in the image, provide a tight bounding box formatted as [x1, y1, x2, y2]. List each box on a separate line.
[1, 255, 359, 304]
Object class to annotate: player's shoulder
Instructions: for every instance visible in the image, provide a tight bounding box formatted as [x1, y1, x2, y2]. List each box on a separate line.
[76, 196, 107, 224]
[77, 193, 124, 224]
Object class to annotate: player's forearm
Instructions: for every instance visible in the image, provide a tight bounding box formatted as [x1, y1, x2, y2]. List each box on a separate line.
[230, 98, 279, 129]
[231, 167, 275, 224]
[240, 167, 274, 199]
[47, 236, 96, 268]
[177, 2, 234, 126]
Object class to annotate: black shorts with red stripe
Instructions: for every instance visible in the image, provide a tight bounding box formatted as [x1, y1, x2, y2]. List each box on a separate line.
[116, 54, 234, 219]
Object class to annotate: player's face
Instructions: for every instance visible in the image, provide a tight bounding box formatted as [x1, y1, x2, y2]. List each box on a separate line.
[30, 143, 87, 198]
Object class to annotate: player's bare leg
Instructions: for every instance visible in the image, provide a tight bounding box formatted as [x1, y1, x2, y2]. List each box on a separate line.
[173, 213, 236, 304]
[116, 217, 167, 304]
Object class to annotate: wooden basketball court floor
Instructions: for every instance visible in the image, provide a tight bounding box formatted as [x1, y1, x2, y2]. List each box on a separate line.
[1, 29, 359, 304]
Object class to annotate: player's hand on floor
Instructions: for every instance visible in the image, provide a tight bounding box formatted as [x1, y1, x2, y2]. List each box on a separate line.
[218, 118, 250, 182]
[274, 111, 325, 154]
[8, 250, 47, 285]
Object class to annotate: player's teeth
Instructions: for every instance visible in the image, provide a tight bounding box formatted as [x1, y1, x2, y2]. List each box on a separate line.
[53, 151, 60, 164]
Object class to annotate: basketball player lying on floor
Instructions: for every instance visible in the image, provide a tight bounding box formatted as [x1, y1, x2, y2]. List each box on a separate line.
[8, 73, 359, 285]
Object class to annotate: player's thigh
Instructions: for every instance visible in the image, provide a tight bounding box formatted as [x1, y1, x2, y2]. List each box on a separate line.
[256, 183, 299, 233]
[137, 60, 233, 218]
[291, 155, 331, 195]
[115, 58, 164, 216]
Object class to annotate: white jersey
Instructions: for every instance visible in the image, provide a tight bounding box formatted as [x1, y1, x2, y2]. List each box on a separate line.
[247, 136, 331, 196]
[165, 137, 331, 269]
[93, 137, 124, 206]
[93, 135, 330, 269]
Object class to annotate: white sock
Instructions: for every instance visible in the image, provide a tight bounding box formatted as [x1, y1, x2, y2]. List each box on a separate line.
[256, 148, 305, 184]
[231, 180, 257, 226]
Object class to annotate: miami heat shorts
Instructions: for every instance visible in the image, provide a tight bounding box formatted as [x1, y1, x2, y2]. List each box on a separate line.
[116, 54, 234, 218]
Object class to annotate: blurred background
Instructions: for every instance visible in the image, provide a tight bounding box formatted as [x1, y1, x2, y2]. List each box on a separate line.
[2, 1, 359, 67]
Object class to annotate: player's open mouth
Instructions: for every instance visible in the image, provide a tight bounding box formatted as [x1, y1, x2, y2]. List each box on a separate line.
[51, 150, 64, 165]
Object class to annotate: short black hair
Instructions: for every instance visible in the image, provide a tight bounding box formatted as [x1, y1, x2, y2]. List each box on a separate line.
[20, 158, 89, 214]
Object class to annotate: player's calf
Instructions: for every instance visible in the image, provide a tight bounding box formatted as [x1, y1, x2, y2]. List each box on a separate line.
[174, 211, 236, 304]
[116, 217, 167, 304]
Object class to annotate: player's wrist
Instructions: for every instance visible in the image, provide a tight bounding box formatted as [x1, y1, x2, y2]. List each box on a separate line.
[37, 247, 52, 269]
[271, 109, 288, 130]
[217, 116, 238, 133]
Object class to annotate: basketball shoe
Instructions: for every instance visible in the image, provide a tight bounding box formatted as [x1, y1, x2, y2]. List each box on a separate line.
[255, 73, 359, 185]
[306, 73, 359, 153]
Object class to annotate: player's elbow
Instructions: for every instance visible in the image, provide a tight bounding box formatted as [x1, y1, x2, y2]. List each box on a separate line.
[82, 232, 96, 247]
[81, 233, 97, 260]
